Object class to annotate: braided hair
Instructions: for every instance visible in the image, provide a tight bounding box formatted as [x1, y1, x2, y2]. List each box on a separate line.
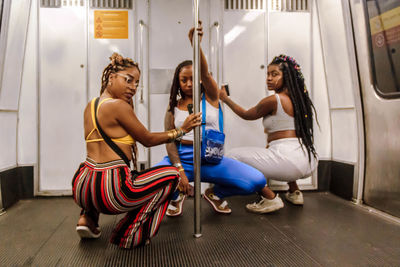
[100, 53, 140, 170]
[168, 60, 192, 115]
[270, 54, 318, 162]
[100, 52, 140, 95]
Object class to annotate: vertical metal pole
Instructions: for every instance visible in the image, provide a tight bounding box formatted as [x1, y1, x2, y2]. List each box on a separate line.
[139, 20, 144, 103]
[193, 0, 202, 238]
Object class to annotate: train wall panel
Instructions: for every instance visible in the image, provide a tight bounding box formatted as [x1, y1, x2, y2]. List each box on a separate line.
[331, 109, 357, 163]
[311, 0, 331, 160]
[149, 94, 169, 165]
[317, 0, 355, 109]
[148, 0, 210, 70]
[223, 10, 266, 151]
[317, 0, 359, 165]
[38, 6, 87, 191]
[0, 0, 31, 111]
[18, 0, 38, 166]
[134, 0, 150, 163]
[0, 112, 17, 170]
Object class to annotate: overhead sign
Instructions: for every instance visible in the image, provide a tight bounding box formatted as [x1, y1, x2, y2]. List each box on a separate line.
[94, 11, 128, 39]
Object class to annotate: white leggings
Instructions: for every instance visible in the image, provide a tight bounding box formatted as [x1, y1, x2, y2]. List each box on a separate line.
[226, 138, 317, 182]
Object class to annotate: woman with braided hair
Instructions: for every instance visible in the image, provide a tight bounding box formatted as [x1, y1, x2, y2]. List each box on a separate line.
[71, 53, 201, 248]
[220, 54, 318, 213]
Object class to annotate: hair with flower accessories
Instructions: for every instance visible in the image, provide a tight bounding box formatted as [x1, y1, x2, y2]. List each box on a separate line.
[100, 52, 140, 95]
[269, 54, 318, 162]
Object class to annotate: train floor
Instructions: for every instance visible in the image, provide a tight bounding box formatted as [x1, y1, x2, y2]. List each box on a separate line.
[1, 191, 399, 267]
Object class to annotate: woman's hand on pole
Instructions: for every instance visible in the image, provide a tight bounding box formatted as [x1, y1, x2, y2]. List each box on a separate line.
[188, 21, 203, 45]
[181, 112, 202, 133]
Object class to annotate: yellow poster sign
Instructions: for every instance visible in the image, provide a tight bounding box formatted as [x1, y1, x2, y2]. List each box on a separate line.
[94, 11, 128, 39]
[370, 6, 400, 48]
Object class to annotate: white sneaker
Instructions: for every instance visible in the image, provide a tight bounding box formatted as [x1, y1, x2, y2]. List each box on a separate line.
[246, 194, 284, 214]
[285, 190, 304, 205]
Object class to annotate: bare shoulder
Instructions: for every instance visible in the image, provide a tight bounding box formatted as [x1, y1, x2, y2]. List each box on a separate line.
[100, 98, 133, 115]
[259, 94, 278, 106]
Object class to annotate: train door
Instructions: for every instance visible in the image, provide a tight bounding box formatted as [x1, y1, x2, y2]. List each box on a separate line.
[38, 1, 135, 193]
[350, 0, 400, 217]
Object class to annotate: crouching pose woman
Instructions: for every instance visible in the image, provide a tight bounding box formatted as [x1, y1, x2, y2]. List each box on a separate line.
[72, 53, 201, 249]
[155, 25, 267, 216]
[220, 55, 318, 213]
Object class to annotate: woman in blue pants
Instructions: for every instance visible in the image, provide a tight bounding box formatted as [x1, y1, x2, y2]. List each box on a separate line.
[155, 24, 276, 216]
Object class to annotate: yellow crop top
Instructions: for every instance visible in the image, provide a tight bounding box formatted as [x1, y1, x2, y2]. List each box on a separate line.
[85, 98, 135, 145]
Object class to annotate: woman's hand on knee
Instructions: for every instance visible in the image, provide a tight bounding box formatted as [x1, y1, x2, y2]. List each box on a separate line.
[178, 173, 190, 195]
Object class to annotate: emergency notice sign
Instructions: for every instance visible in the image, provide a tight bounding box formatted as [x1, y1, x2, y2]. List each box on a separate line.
[370, 6, 400, 48]
[94, 11, 128, 39]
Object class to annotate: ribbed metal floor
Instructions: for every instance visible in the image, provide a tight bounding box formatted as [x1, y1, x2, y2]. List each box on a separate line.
[1, 192, 400, 266]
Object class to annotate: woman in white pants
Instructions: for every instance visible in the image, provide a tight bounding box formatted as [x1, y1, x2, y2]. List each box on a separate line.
[219, 54, 318, 213]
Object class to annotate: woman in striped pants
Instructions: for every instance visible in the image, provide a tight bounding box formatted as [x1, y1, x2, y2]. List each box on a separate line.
[72, 53, 201, 249]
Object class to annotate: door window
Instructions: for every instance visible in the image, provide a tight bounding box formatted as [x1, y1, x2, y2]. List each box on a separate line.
[366, 0, 400, 98]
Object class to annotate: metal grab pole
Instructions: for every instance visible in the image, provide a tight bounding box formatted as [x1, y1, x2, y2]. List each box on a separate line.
[192, 0, 202, 238]
[138, 20, 145, 103]
[210, 22, 220, 86]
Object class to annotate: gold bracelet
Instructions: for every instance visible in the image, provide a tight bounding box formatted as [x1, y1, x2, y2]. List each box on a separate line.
[172, 129, 178, 140]
[177, 167, 184, 172]
[167, 129, 177, 142]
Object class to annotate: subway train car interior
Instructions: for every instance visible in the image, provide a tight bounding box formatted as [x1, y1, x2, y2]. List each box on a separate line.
[0, 0, 400, 266]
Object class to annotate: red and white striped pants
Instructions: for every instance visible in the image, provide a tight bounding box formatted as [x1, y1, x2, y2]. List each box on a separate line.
[72, 158, 179, 249]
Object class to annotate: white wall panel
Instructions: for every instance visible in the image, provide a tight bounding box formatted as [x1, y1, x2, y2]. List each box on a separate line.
[312, 0, 331, 160]
[317, 0, 355, 108]
[0, 0, 31, 110]
[0, 112, 17, 170]
[149, 0, 210, 69]
[149, 94, 169, 165]
[268, 12, 311, 83]
[39, 6, 87, 191]
[18, 0, 38, 165]
[223, 10, 266, 151]
[331, 110, 357, 163]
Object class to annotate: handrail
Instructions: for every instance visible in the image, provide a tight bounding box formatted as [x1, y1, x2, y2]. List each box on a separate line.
[138, 19, 145, 103]
[210, 21, 220, 86]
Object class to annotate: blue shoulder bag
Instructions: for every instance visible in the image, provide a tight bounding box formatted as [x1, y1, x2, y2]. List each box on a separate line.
[201, 96, 225, 164]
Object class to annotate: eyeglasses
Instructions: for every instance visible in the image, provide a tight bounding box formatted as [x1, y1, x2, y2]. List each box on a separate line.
[116, 73, 139, 87]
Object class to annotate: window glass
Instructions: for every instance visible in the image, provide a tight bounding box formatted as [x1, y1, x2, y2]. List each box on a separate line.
[366, 0, 400, 98]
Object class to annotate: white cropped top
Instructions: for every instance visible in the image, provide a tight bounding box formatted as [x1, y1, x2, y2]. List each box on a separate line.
[174, 99, 220, 142]
[263, 94, 295, 133]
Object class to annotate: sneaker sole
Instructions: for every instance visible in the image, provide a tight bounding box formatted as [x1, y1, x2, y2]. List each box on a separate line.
[76, 225, 101, 238]
[203, 194, 232, 214]
[285, 197, 304, 205]
[245, 203, 284, 214]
